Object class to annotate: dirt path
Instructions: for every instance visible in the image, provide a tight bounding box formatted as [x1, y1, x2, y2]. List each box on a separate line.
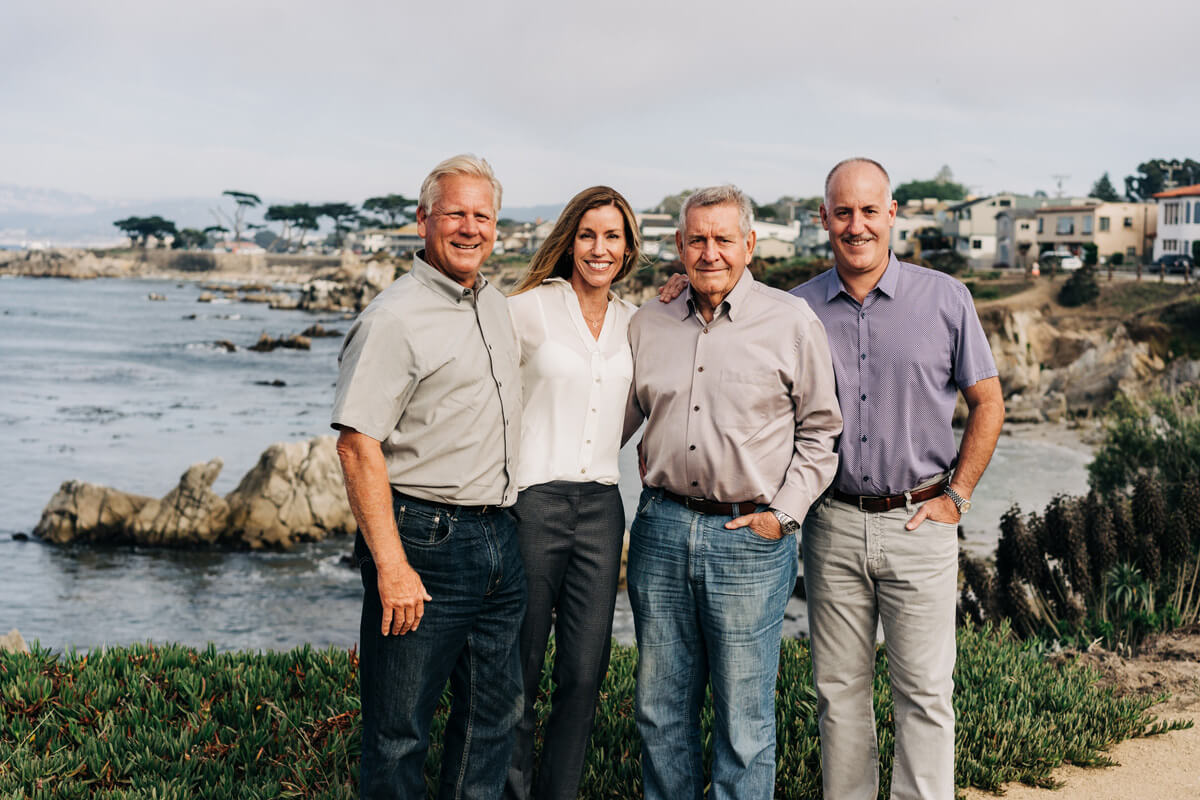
[963, 632, 1200, 799]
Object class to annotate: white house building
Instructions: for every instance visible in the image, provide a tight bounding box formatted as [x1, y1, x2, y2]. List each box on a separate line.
[942, 193, 1040, 266]
[1152, 183, 1200, 261]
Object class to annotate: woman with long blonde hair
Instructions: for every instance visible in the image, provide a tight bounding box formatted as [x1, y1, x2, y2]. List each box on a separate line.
[505, 186, 641, 800]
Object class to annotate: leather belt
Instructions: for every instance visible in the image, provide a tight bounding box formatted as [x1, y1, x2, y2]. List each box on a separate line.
[393, 491, 501, 516]
[831, 478, 948, 513]
[662, 489, 758, 517]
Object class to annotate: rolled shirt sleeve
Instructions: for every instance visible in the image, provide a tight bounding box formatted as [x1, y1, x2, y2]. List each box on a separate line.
[332, 310, 420, 442]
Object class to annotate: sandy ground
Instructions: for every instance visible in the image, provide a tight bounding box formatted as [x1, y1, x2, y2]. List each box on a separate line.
[963, 631, 1200, 799]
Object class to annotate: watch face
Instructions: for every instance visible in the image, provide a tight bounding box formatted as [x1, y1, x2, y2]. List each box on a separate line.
[960, 499, 972, 514]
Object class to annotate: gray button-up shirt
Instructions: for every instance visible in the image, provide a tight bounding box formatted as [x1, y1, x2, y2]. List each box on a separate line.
[622, 269, 842, 523]
[331, 252, 521, 506]
[790, 254, 998, 496]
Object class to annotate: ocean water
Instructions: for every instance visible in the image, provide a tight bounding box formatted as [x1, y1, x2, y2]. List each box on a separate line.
[0, 276, 1092, 652]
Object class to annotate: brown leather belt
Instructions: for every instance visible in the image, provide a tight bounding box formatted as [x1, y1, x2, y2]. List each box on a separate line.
[662, 489, 758, 517]
[831, 478, 948, 513]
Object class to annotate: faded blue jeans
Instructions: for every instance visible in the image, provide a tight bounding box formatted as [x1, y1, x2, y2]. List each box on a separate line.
[356, 493, 526, 800]
[627, 488, 797, 800]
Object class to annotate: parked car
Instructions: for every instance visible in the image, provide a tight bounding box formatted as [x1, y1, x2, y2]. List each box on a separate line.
[1041, 250, 1083, 271]
[1151, 254, 1195, 276]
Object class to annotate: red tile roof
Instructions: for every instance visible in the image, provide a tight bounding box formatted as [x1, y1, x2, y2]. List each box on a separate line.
[1152, 183, 1200, 199]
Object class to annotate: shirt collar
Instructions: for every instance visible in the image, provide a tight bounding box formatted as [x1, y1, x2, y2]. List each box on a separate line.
[825, 250, 900, 303]
[684, 267, 755, 321]
[411, 250, 488, 304]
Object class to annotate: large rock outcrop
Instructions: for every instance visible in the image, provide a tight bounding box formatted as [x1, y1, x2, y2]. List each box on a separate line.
[225, 438, 354, 549]
[299, 258, 398, 312]
[981, 306, 1167, 421]
[34, 436, 353, 550]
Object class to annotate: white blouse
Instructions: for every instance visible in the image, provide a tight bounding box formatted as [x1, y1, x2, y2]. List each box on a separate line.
[508, 278, 636, 491]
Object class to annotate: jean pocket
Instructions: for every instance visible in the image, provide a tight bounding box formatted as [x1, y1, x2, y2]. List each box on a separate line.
[635, 490, 656, 517]
[396, 504, 453, 547]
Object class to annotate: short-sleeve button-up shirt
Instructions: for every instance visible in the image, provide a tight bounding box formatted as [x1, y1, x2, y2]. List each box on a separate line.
[331, 252, 521, 506]
[790, 254, 998, 496]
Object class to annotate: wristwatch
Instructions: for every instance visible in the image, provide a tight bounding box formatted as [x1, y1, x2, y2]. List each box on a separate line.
[771, 508, 801, 536]
[943, 485, 972, 516]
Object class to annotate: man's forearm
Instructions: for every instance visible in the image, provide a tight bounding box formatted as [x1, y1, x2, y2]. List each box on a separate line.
[336, 429, 407, 568]
[953, 377, 1005, 496]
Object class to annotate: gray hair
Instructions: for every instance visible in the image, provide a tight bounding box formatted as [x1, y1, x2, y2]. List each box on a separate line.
[679, 185, 753, 237]
[418, 154, 503, 214]
[823, 158, 893, 207]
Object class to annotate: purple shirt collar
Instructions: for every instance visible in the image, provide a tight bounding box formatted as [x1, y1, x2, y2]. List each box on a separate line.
[824, 251, 901, 304]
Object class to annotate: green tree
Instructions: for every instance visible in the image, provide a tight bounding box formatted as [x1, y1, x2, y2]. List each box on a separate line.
[172, 228, 208, 250]
[318, 202, 359, 249]
[1058, 264, 1100, 307]
[362, 194, 416, 227]
[1090, 172, 1120, 201]
[650, 189, 697, 217]
[264, 203, 320, 251]
[1124, 158, 1200, 200]
[216, 190, 262, 244]
[893, 179, 967, 206]
[113, 216, 178, 248]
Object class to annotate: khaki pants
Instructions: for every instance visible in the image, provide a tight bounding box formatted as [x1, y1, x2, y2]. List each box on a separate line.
[802, 496, 959, 800]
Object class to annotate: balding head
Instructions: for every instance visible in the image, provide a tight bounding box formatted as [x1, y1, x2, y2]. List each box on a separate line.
[824, 158, 892, 208]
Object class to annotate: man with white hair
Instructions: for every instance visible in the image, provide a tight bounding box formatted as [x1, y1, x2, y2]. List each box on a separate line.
[333, 154, 524, 799]
[792, 157, 1004, 799]
[623, 184, 842, 799]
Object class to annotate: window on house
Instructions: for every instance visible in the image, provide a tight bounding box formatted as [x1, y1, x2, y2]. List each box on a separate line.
[1127, 246, 1136, 256]
[1083, 216, 1093, 234]
[1099, 216, 1110, 232]
[1056, 216, 1074, 235]
[899, 230, 908, 240]
[1165, 239, 1177, 252]
[1188, 204, 1192, 225]
[972, 239, 982, 249]
[1165, 203, 1180, 225]
[1195, 201, 1200, 222]
[1019, 221, 1030, 231]
[1123, 217, 1134, 228]
[1037, 217, 1044, 234]
[998, 199, 1012, 207]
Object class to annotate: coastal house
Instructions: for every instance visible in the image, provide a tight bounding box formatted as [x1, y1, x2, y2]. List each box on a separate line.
[1033, 200, 1156, 263]
[941, 193, 1040, 267]
[891, 214, 938, 258]
[995, 208, 1038, 270]
[1151, 183, 1200, 262]
[345, 223, 423, 255]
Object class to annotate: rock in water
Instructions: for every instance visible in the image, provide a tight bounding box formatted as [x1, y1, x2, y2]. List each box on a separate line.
[34, 481, 155, 544]
[129, 459, 230, 546]
[0, 629, 29, 654]
[225, 436, 354, 549]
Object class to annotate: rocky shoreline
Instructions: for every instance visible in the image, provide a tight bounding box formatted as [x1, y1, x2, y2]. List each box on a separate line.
[34, 436, 354, 550]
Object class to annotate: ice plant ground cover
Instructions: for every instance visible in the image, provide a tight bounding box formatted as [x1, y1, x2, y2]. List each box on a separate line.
[0, 623, 1188, 799]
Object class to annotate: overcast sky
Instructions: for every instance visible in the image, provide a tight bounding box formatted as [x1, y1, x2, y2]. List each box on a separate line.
[2, 0, 1193, 211]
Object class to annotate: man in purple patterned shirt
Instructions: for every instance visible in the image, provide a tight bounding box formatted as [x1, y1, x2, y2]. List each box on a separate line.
[790, 158, 1004, 800]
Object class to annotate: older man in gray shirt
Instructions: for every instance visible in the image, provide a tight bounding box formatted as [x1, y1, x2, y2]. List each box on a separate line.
[622, 185, 842, 800]
[792, 158, 1004, 800]
[332, 154, 524, 800]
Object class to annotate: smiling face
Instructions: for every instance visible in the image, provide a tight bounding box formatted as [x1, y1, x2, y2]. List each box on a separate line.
[415, 174, 497, 287]
[569, 204, 627, 294]
[676, 202, 756, 318]
[820, 161, 897, 282]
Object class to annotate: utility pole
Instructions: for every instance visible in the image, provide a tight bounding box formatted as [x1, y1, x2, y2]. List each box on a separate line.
[1051, 174, 1070, 198]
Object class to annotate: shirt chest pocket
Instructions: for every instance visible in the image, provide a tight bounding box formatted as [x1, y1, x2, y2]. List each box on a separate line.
[715, 369, 789, 431]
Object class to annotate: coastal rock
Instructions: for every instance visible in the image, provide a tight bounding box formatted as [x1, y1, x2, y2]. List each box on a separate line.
[248, 332, 311, 352]
[128, 459, 230, 546]
[300, 323, 343, 338]
[33, 437, 354, 550]
[33, 480, 155, 544]
[1040, 324, 1164, 411]
[0, 629, 29, 654]
[224, 436, 354, 549]
[298, 260, 397, 312]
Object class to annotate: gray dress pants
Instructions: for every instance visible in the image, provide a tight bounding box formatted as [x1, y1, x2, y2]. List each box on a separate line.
[504, 481, 625, 800]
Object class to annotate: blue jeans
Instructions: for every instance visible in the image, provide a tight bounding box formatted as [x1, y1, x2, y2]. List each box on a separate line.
[356, 493, 526, 800]
[627, 488, 797, 800]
